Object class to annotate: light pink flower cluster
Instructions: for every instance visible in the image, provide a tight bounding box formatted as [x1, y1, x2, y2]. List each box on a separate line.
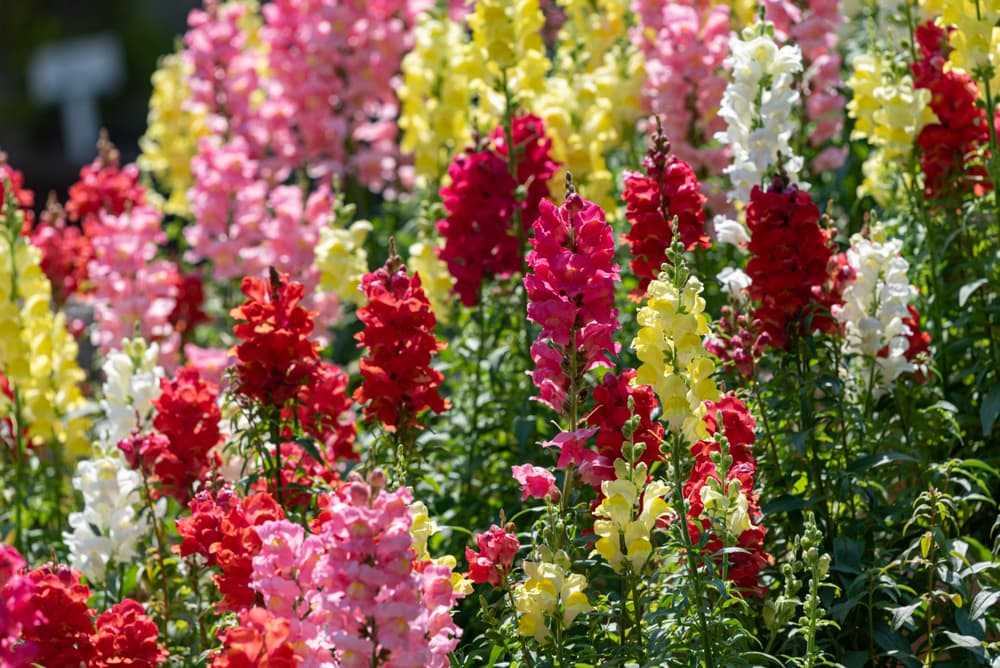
[525, 192, 621, 414]
[185, 140, 339, 325]
[764, 0, 846, 170]
[511, 464, 559, 502]
[260, 0, 428, 190]
[630, 0, 732, 207]
[87, 204, 182, 367]
[246, 478, 462, 667]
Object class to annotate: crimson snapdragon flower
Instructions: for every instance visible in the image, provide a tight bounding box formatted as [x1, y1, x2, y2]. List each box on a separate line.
[354, 251, 448, 434]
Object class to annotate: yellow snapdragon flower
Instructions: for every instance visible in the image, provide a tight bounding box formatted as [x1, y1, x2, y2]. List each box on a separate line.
[593, 460, 669, 573]
[314, 219, 373, 305]
[139, 52, 209, 216]
[633, 272, 720, 444]
[0, 199, 90, 458]
[513, 560, 592, 643]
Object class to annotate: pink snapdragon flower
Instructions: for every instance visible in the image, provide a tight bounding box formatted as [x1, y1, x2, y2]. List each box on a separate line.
[511, 464, 559, 501]
[525, 191, 620, 413]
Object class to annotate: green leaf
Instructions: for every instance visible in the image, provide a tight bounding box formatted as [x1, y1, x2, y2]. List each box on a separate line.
[890, 600, 922, 630]
[969, 589, 1000, 622]
[958, 278, 989, 307]
[942, 631, 985, 657]
[979, 385, 1000, 435]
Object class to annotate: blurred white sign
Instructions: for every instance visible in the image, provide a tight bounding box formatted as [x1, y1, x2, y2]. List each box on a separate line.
[28, 33, 125, 163]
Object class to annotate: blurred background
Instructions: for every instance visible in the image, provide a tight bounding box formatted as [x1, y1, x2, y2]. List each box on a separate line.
[0, 0, 199, 200]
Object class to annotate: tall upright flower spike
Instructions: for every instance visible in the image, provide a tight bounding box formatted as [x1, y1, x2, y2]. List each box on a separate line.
[832, 224, 924, 396]
[399, 10, 480, 183]
[744, 177, 838, 349]
[63, 453, 149, 583]
[684, 395, 770, 595]
[525, 184, 621, 415]
[99, 338, 165, 447]
[354, 245, 449, 434]
[29, 197, 94, 308]
[912, 20, 992, 200]
[139, 50, 209, 215]
[630, 0, 732, 203]
[0, 170, 91, 458]
[468, 0, 548, 112]
[230, 270, 320, 408]
[622, 123, 710, 295]
[631, 239, 720, 445]
[0, 546, 38, 667]
[846, 50, 934, 203]
[715, 22, 804, 242]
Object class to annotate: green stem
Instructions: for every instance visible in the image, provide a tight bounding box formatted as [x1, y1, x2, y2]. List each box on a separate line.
[142, 473, 171, 630]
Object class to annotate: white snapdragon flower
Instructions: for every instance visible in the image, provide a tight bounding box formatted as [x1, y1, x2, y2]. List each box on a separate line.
[99, 338, 164, 446]
[715, 25, 804, 245]
[63, 452, 149, 582]
[717, 267, 752, 302]
[832, 225, 918, 396]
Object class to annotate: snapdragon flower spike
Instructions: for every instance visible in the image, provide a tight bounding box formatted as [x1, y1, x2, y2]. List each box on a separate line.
[29, 197, 94, 307]
[622, 123, 710, 296]
[744, 176, 838, 349]
[525, 186, 621, 414]
[684, 395, 770, 595]
[437, 115, 559, 307]
[230, 269, 320, 408]
[912, 21, 992, 200]
[21, 564, 96, 667]
[0, 546, 39, 667]
[66, 132, 147, 226]
[354, 247, 449, 434]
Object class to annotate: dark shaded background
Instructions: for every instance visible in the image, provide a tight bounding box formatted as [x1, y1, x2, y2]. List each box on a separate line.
[0, 0, 199, 202]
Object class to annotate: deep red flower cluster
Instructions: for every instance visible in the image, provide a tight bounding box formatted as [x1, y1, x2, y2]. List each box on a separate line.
[622, 125, 710, 295]
[29, 199, 95, 307]
[354, 254, 448, 433]
[464, 524, 521, 586]
[92, 599, 168, 668]
[491, 114, 560, 232]
[684, 395, 770, 595]
[120, 366, 222, 503]
[283, 360, 357, 461]
[437, 114, 558, 306]
[745, 179, 838, 349]
[912, 21, 992, 200]
[169, 272, 209, 337]
[230, 270, 319, 407]
[1, 546, 39, 667]
[175, 487, 286, 612]
[65, 140, 147, 226]
[586, 370, 665, 468]
[211, 607, 301, 668]
[22, 564, 96, 667]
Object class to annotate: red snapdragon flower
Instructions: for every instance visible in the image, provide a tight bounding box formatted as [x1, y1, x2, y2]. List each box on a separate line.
[464, 524, 520, 586]
[169, 272, 209, 337]
[437, 115, 559, 306]
[65, 135, 147, 226]
[230, 270, 319, 407]
[745, 178, 838, 348]
[93, 599, 168, 667]
[282, 360, 357, 461]
[211, 607, 301, 668]
[29, 198, 95, 306]
[587, 370, 665, 468]
[912, 21, 992, 200]
[622, 123, 710, 296]
[176, 487, 286, 612]
[23, 564, 96, 667]
[119, 366, 222, 503]
[354, 252, 449, 434]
